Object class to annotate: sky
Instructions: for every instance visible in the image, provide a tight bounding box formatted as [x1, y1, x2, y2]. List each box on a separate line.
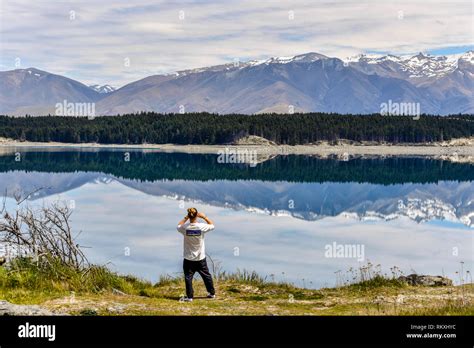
[0, 0, 473, 87]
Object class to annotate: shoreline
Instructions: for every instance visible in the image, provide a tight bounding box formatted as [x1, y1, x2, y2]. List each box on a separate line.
[0, 139, 473, 162]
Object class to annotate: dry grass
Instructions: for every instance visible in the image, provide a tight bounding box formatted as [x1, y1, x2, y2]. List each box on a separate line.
[1, 258, 472, 316]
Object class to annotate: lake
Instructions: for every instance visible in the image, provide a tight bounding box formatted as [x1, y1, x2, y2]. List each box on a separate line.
[0, 148, 472, 289]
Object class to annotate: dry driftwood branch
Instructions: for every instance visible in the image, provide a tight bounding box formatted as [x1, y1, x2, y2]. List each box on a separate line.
[0, 188, 88, 270]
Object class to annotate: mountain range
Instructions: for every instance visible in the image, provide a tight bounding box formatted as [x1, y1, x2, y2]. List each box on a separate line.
[0, 51, 472, 116]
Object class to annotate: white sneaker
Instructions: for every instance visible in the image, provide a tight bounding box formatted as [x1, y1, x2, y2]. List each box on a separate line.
[207, 294, 216, 299]
[182, 297, 193, 302]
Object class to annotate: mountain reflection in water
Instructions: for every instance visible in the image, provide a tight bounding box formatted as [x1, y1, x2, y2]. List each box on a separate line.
[0, 148, 472, 288]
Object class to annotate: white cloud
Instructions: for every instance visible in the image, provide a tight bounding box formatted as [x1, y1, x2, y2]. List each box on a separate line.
[1, 0, 472, 86]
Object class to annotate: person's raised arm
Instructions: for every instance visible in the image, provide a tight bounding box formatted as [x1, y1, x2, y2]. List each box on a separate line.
[197, 212, 214, 226]
[178, 215, 189, 227]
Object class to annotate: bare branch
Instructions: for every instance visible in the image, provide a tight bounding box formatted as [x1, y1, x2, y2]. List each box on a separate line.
[0, 196, 88, 270]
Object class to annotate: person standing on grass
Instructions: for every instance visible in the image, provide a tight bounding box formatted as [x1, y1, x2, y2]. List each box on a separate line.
[177, 207, 216, 302]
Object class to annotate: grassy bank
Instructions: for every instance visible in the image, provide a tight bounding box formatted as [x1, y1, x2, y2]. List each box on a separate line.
[0, 258, 472, 316]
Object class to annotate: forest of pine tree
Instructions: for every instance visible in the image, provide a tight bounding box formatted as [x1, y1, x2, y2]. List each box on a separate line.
[0, 113, 473, 145]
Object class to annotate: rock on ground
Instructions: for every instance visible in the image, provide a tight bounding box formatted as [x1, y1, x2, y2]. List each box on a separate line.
[398, 274, 453, 286]
[0, 300, 57, 316]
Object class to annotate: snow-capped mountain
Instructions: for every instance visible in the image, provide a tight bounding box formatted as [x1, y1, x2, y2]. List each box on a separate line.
[171, 52, 329, 77]
[89, 84, 116, 94]
[344, 51, 474, 82]
[96, 51, 473, 115]
[248, 52, 329, 66]
[1, 50, 473, 115]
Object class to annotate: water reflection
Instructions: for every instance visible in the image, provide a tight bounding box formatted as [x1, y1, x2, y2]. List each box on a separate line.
[0, 149, 472, 288]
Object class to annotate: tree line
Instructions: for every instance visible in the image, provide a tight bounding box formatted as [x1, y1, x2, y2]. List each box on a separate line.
[0, 113, 473, 144]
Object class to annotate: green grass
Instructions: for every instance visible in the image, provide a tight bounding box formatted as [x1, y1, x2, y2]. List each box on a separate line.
[242, 295, 269, 301]
[0, 258, 472, 316]
[399, 297, 474, 316]
[0, 257, 155, 297]
[217, 269, 268, 285]
[345, 275, 406, 291]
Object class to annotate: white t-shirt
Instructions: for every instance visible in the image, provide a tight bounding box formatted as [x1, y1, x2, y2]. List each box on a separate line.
[177, 222, 215, 261]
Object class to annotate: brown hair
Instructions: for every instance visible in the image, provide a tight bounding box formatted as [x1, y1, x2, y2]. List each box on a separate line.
[187, 207, 198, 219]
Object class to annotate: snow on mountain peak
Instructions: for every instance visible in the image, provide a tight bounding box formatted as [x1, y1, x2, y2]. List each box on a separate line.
[402, 53, 459, 78]
[171, 52, 329, 77]
[164, 50, 472, 82]
[344, 53, 385, 63]
[344, 51, 472, 79]
[343, 53, 408, 66]
[250, 52, 329, 66]
[17, 68, 47, 78]
[89, 84, 116, 94]
[459, 50, 474, 64]
[266, 56, 296, 64]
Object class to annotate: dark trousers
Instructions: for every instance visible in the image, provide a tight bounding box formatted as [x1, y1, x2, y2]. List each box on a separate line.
[183, 258, 215, 299]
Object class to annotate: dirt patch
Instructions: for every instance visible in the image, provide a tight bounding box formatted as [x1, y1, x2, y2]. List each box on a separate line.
[232, 135, 277, 146]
